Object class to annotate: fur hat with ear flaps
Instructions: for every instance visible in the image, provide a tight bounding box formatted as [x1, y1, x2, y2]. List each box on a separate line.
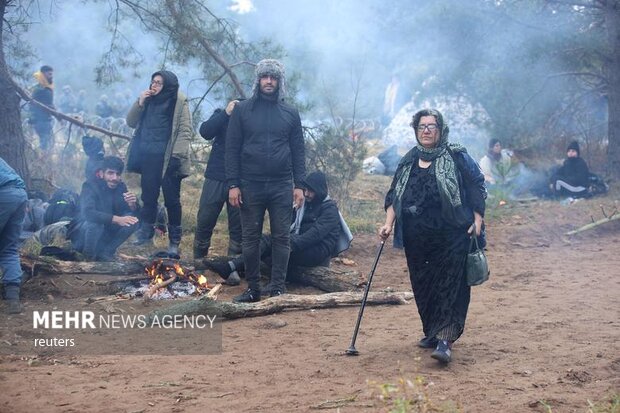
[252, 59, 286, 97]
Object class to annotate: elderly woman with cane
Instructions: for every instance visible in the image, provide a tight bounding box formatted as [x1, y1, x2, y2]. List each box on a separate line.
[379, 108, 487, 364]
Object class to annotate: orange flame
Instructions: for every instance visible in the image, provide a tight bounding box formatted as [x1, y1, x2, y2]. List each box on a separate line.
[144, 259, 210, 295]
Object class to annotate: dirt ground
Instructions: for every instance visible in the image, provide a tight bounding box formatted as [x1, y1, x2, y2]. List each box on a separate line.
[1, 195, 619, 412]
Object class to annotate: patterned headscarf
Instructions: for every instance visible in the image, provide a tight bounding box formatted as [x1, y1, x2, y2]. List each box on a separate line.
[395, 109, 467, 221]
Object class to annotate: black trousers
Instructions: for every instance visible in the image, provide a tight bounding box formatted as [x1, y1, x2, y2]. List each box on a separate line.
[239, 179, 292, 292]
[194, 178, 242, 258]
[232, 234, 330, 273]
[139, 153, 182, 226]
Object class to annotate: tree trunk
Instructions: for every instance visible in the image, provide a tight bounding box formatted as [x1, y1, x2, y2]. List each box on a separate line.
[146, 291, 414, 322]
[0, 1, 30, 185]
[605, 1, 620, 178]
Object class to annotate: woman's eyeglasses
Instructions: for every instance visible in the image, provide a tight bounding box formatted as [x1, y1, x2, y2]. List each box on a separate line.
[151, 80, 164, 86]
[417, 124, 438, 132]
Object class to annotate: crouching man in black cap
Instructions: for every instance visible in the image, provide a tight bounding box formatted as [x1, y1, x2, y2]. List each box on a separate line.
[68, 156, 139, 261]
[206, 171, 350, 297]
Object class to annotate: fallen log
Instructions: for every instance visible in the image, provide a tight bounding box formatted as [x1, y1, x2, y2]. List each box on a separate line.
[196, 258, 363, 293]
[20, 254, 148, 276]
[565, 214, 620, 236]
[146, 290, 413, 322]
[288, 266, 364, 292]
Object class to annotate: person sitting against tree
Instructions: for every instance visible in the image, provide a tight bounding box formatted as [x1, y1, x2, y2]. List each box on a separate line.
[205, 171, 349, 291]
[68, 156, 139, 261]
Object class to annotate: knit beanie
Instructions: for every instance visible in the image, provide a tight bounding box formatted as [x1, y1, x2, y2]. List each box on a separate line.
[567, 140, 580, 156]
[252, 59, 286, 97]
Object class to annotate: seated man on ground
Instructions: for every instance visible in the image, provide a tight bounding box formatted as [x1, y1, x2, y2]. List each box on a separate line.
[68, 156, 139, 261]
[550, 141, 592, 199]
[205, 171, 345, 289]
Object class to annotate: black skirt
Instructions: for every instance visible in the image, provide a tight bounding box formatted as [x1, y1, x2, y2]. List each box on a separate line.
[401, 163, 471, 342]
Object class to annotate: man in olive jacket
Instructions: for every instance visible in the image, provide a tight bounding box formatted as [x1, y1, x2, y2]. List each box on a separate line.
[225, 59, 306, 302]
[125, 70, 192, 255]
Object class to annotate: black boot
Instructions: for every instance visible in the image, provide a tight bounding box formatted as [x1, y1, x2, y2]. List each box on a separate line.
[431, 340, 452, 363]
[233, 288, 261, 303]
[168, 225, 182, 257]
[204, 259, 234, 278]
[133, 222, 155, 246]
[4, 284, 22, 314]
[417, 336, 439, 349]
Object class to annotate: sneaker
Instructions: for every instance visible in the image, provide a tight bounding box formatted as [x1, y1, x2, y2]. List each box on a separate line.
[224, 271, 241, 286]
[204, 260, 233, 279]
[6, 299, 22, 314]
[269, 290, 284, 297]
[233, 288, 261, 303]
[417, 336, 439, 349]
[431, 340, 452, 363]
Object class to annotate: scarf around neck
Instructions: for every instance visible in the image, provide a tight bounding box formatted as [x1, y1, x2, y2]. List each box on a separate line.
[394, 122, 467, 221]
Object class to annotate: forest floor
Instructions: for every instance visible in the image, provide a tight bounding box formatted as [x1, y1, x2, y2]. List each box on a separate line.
[1, 179, 619, 412]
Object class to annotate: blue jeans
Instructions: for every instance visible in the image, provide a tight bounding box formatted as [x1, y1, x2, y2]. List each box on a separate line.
[73, 220, 138, 260]
[0, 186, 28, 287]
[239, 180, 293, 292]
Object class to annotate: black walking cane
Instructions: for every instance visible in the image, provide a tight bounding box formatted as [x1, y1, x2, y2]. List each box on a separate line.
[345, 239, 385, 356]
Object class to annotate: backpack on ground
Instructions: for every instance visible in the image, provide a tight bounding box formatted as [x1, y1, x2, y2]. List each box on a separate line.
[44, 189, 79, 225]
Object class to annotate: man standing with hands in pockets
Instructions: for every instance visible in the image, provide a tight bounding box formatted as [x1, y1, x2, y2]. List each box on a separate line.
[225, 59, 306, 302]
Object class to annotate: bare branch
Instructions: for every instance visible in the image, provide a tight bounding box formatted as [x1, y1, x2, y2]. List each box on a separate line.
[10, 77, 131, 140]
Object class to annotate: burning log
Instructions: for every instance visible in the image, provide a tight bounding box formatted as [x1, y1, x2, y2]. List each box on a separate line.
[143, 258, 210, 299]
[146, 290, 414, 322]
[144, 274, 178, 299]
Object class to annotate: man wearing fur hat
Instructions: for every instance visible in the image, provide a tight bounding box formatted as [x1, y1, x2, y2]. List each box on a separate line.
[225, 59, 306, 302]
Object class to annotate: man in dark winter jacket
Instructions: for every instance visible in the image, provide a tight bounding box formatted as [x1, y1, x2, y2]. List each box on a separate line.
[70, 156, 139, 261]
[29, 65, 55, 151]
[551, 141, 592, 198]
[193, 100, 243, 259]
[0, 157, 28, 314]
[206, 172, 342, 290]
[225, 59, 306, 302]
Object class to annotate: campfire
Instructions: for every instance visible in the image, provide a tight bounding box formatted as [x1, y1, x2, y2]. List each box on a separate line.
[140, 258, 211, 299]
